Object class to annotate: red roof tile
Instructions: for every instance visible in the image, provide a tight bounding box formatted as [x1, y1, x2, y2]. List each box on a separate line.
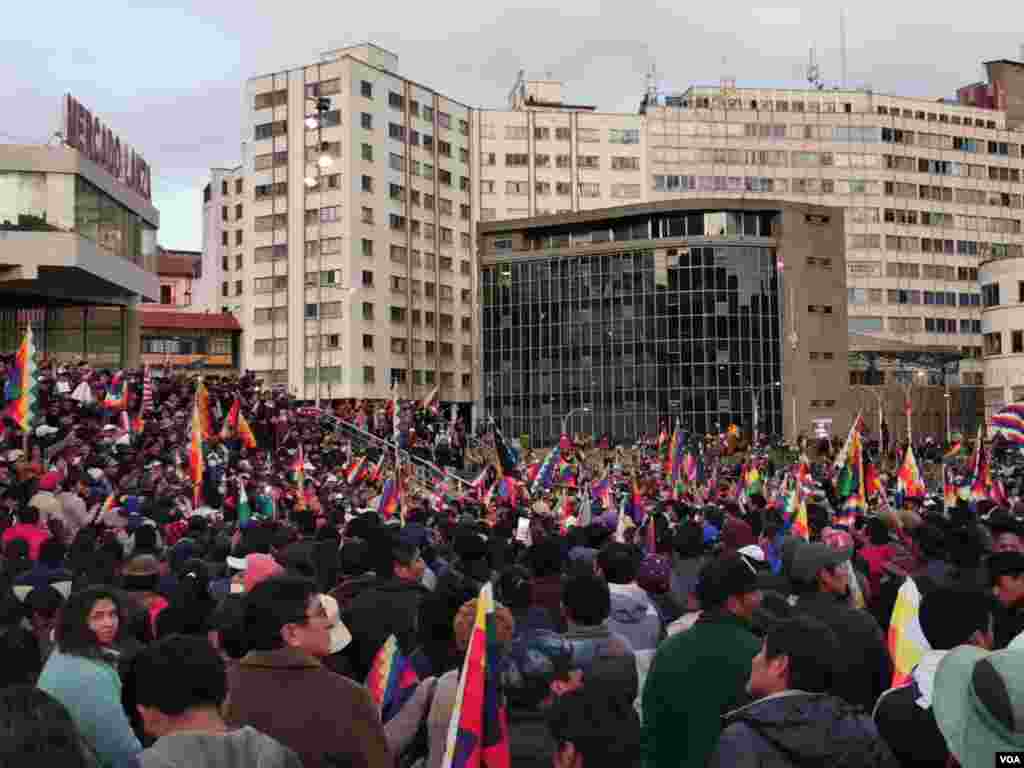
[140, 309, 242, 332]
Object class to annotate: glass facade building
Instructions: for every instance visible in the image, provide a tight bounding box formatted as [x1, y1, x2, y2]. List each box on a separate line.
[481, 208, 785, 443]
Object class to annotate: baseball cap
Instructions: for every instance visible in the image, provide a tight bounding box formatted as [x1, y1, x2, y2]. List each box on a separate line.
[319, 593, 352, 654]
[696, 552, 760, 608]
[933, 646, 1024, 768]
[790, 542, 852, 584]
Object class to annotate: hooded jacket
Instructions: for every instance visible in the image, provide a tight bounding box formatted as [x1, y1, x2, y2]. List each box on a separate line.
[709, 691, 899, 768]
[344, 576, 430, 680]
[607, 583, 663, 651]
[128, 727, 302, 768]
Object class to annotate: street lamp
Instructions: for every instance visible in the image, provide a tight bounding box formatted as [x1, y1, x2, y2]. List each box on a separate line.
[304, 94, 332, 407]
[561, 406, 591, 436]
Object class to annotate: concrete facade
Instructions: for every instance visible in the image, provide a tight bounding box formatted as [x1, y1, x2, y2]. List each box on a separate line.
[216, 44, 475, 402]
[0, 142, 160, 367]
[980, 254, 1024, 417]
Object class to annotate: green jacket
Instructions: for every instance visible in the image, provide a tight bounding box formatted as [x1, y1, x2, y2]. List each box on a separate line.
[641, 611, 760, 768]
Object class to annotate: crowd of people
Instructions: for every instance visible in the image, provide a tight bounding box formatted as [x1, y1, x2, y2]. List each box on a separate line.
[0, 359, 1023, 768]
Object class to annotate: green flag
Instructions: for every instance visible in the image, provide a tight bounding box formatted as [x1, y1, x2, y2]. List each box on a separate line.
[237, 482, 252, 525]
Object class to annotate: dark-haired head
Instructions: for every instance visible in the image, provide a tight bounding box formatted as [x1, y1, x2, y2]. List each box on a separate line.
[0, 687, 94, 768]
[55, 586, 122, 658]
[121, 634, 227, 740]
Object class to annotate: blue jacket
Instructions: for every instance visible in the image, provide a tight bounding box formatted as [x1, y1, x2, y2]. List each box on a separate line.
[710, 692, 898, 768]
[38, 649, 142, 768]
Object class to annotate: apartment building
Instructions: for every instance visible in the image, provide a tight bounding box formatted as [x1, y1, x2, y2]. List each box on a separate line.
[980, 253, 1024, 419]
[640, 75, 1024, 388]
[472, 77, 646, 222]
[202, 166, 243, 317]
[220, 43, 475, 402]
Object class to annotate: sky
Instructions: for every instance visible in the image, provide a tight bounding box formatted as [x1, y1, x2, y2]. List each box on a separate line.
[3, 1, 1023, 251]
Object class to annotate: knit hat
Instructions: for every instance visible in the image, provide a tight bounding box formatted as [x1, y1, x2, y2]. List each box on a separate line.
[933, 646, 1024, 768]
[636, 555, 673, 594]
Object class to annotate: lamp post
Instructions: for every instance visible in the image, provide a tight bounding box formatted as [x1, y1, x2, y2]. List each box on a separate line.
[561, 406, 591, 437]
[304, 94, 333, 408]
[898, 369, 926, 444]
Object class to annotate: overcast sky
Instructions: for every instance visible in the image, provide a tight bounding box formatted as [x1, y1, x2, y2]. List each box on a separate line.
[4, 1, 1022, 251]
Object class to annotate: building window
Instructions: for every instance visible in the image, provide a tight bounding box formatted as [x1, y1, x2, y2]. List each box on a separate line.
[1014, 330, 1024, 354]
[983, 282, 1001, 307]
[160, 285, 173, 304]
[361, 238, 374, 257]
[362, 302, 374, 321]
[363, 366, 375, 384]
[360, 112, 373, 130]
[390, 306, 406, 323]
[361, 270, 374, 287]
[984, 332, 1003, 356]
[305, 303, 318, 319]
[360, 80, 373, 98]
[362, 334, 374, 350]
[461, 316, 471, 331]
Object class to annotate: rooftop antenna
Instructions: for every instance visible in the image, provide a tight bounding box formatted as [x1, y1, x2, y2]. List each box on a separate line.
[840, 9, 848, 90]
[807, 47, 824, 90]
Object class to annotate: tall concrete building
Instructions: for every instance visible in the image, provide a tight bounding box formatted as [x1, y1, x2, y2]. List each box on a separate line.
[213, 43, 475, 403]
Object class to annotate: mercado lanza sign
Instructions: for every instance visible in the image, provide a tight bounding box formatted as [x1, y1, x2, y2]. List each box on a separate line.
[63, 94, 152, 201]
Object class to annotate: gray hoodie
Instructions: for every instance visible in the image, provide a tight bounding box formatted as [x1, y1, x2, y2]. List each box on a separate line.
[132, 727, 302, 768]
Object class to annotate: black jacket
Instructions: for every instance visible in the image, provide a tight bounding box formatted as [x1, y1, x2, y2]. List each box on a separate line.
[872, 682, 948, 768]
[794, 592, 892, 712]
[710, 692, 898, 768]
[343, 577, 429, 681]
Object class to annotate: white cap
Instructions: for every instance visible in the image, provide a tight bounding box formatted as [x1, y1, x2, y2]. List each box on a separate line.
[320, 593, 352, 654]
[738, 544, 766, 562]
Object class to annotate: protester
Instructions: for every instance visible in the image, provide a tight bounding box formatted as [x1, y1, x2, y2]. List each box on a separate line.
[988, 550, 1024, 648]
[597, 542, 663, 650]
[547, 688, 641, 768]
[933, 646, 1024, 768]
[709, 616, 898, 768]
[2, 504, 51, 560]
[37, 587, 142, 768]
[344, 529, 429, 681]
[224, 575, 390, 768]
[641, 552, 761, 768]
[873, 586, 993, 768]
[121, 634, 302, 768]
[0, 686, 98, 768]
[790, 541, 892, 711]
